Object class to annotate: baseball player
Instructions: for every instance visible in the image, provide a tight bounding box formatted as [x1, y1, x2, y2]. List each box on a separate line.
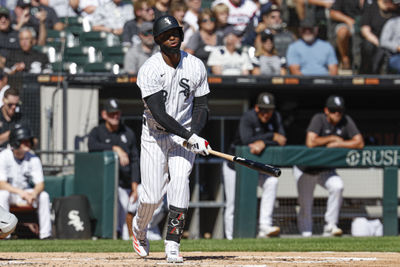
[131, 15, 211, 263]
[0, 205, 17, 239]
[88, 98, 141, 240]
[293, 95, 364, 237]
[0, 126, 52, 239]
[223, 92, 286, 239]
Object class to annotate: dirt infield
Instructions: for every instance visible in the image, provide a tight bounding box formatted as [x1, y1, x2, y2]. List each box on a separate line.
[0, 252, 399, 266]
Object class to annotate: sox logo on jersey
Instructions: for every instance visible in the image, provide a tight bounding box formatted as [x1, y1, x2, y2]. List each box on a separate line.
[179, 78, 190, 99]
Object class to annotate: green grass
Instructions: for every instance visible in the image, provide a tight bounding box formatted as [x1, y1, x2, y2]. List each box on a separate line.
[1, 237, 400, 253]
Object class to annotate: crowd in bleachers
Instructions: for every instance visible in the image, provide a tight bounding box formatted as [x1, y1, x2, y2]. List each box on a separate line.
[0, 0, 399, 75]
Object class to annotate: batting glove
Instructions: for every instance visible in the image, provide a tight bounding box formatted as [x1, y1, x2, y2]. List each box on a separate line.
[187, 133, 211, 156]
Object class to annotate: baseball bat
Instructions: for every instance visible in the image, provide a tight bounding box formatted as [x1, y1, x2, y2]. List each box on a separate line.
[183, 141, 281, 177]
[208, 149, 281, 177]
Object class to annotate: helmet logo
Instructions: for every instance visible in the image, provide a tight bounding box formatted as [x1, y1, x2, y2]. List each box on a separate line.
[164, 17, 172, 25]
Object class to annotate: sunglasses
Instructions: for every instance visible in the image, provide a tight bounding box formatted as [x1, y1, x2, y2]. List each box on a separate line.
[328, 108, 344, 114]
[6, 103, 18, 108]
[141, 30, 153, 36]
[0, 14, 9, 19]
[201, 17, 216, 23]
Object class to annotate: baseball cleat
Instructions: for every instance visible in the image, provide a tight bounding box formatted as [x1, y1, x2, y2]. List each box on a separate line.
[165, 240, 183, 263]
[132, 233, 149, 257]
[323, 224, 343, 237]
[257, 226, 280, 238]
[0, 207, 18, 239]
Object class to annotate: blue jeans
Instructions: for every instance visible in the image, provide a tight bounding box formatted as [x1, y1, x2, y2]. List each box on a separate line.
[389, 54, 400, 73]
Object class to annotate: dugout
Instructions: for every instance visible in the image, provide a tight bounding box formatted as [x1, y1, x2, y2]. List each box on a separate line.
[10, 73, 400, 238]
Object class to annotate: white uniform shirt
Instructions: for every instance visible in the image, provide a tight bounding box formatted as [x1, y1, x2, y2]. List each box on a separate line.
[0, 149, 44, 190]
[90, 1, 134, 29]
[137, 51, 210, 132]
[212, 0, 258, 33]
[207, 46, 253, 75]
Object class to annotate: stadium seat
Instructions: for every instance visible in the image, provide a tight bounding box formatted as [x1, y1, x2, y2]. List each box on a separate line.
[46, 30, 76, 48]
[79, 31, 120, 48]
[82, 62, 117, 73]
[60, 16, 91, 35]
[33, 45, 59, 63]
[64, 46, 98, 65]
[101, 46, 128, 66]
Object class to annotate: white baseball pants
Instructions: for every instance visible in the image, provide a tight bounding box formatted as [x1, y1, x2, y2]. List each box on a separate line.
[293, 166, 344, 234]
[133, 128, 195, 240]
[0, 189, 52, 239]
[222, 161, 278, 239]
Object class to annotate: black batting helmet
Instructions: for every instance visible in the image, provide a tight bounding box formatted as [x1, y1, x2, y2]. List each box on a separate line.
[9, 125, 34, 149]
[153, 15, 184, 41]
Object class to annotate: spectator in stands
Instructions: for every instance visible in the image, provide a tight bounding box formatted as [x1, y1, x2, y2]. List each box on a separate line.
[154, 0, 170, 19]
[212, 3, 233, 36]
[212, 0, 257, 36]
[78, 0, 108, 22]
[181, 0, 202, 48]
[41, 0, 80, 18]
[286, 18, 338, 75]
[5, 27, 51, 75]
[168, 0, 192, 49]
[293, 0, 333, 40]
[122, 0, 154, 47]
[123, 22, 158, 74]
[207, 28, 254, 75]
[223, 92, 285, 240]
[0, 70, 10, 107]
[380, 14, 400, 74]
[253, 30, 286, 75]
[14, 0, 64, 31]
[0, 7, 20, 58]
[0, 125, 52, 239]
[88, 98, 142, 240]
[185, 8, 224, 68]
[293, 95, 364, 237]
[330, 0, 364, 70]
[90, 0, 134, 36]
[248, 5, 296, 61]
[360, 0, 400, 74]
[12, 0, 47, 45]
[183, 0, 201, 31]
[294, 0, 333, 22]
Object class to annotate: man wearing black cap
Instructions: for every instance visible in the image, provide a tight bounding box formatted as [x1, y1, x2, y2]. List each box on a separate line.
[287, 17, 338, 75]
[293, 95, 364, 237]
[88, 98, 141, 240]
[223, 92, 286, 239]
[0, 6, 20, 57]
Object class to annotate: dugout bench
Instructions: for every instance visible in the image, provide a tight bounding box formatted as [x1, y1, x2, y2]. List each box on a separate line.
[234, 146, 400, 238]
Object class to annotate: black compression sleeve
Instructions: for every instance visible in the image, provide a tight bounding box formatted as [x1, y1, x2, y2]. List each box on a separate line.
[144, 91, 192, 139]
[191, 95, 209, 134]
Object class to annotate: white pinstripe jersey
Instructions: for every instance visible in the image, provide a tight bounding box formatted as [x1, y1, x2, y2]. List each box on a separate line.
[137, 51, 210, 134]
[0, 149, 44, 190]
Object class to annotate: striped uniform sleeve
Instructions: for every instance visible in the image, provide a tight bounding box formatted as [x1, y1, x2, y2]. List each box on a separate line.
[30, 155, 44, 185]
[194, 58, 210, 97]
[137, 59, 163, 98]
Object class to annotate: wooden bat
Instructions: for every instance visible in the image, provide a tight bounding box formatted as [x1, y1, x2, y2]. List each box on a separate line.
[183, 141, 281, 177]
[208, 149, 281, 177]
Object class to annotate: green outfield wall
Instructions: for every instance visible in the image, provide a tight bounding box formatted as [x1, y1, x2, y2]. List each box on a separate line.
[234, 146, 400, 238]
